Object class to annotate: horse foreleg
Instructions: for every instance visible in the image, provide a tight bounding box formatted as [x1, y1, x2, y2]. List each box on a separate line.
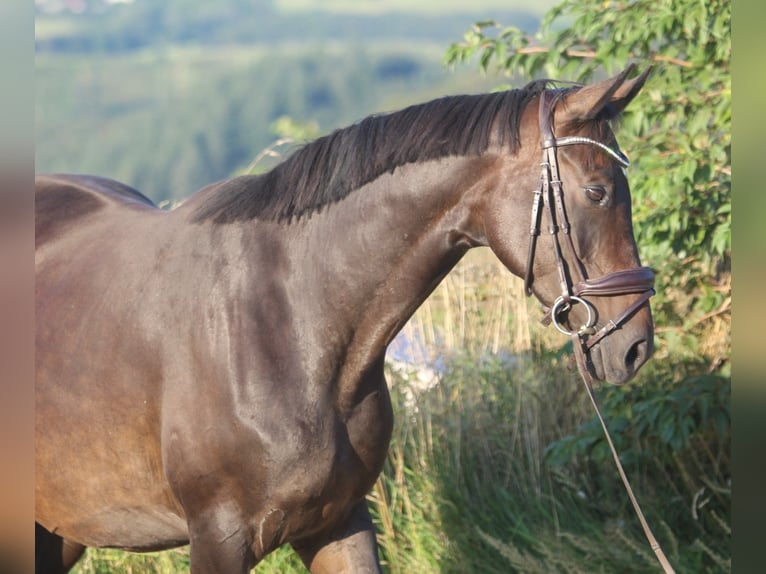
[35, 523, 85, 574]
[186, 504, 256, 574]
[293, 501, 382, 574]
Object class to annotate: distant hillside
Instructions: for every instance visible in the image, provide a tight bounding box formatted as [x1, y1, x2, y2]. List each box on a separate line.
[35, 0, 555, 203]
[35, 0, 551, 53]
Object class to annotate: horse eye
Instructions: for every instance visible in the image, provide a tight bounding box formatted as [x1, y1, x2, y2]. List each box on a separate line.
[584, 186, 606, 203]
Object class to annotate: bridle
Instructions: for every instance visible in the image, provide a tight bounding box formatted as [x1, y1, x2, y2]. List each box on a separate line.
[524, 89, 676, 574]
[523, 88, 656, 381]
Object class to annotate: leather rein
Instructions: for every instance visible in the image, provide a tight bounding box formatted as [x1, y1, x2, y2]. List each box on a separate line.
[524, 90, 676, 574]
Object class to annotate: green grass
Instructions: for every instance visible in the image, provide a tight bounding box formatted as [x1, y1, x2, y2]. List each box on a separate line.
[72, 548, 189, 574]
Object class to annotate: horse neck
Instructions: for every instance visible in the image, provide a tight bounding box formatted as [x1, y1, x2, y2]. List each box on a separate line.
[283, 154, 503, 412]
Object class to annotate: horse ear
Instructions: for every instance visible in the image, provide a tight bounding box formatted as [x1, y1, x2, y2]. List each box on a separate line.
[607, 65, 653, 116]
[559, 64, 652, 122]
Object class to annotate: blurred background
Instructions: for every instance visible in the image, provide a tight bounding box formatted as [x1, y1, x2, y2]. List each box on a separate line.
[35, 1, 730, 573]
[35, 0, 555, 203]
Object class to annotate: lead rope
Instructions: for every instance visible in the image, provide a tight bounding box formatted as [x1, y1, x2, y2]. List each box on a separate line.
[572, 338, 676, 574]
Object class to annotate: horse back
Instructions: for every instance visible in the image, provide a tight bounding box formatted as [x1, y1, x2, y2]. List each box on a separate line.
[35, 174, 156, 248]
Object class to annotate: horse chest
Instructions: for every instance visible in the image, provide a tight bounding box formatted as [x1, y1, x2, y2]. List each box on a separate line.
[342, 384, 395, 487]
[280, 384, 395, 540]
[278, 382, 394, 505]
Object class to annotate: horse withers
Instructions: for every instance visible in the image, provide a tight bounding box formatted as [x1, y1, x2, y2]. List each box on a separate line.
[35, 66, 653, 573]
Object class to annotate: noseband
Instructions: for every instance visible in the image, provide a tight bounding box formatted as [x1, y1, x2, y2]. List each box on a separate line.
[523, 89, 655, 380]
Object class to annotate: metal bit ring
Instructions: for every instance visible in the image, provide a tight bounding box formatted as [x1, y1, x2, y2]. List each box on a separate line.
[550, 295, 596, 336]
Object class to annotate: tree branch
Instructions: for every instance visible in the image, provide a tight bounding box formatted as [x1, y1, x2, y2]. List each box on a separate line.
[655, 297, 731, 334]
[512, 46, 694, 68]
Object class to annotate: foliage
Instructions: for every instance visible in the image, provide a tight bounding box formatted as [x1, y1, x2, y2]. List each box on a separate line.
[370, 351, 731, 573]
[545, 358, 731, 572]
[441, 2, 731, 571]
[445, 0, 731, 366]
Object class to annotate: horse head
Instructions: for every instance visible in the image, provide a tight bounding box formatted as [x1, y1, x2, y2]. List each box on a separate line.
[483, 66, 654, 384]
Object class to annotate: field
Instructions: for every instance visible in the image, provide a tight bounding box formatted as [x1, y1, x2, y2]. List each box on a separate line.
[36, 42, 507, 203]
[274, 0, 555, 15]
[35, 0, 559, 204]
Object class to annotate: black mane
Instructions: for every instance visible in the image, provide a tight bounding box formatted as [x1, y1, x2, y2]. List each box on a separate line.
[192, 82, 550, 224]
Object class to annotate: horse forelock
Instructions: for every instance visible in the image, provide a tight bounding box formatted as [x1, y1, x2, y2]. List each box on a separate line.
[192, 82, 551, 225]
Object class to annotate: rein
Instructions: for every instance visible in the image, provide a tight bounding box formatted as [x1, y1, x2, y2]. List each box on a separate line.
[525, 90, 675, 574]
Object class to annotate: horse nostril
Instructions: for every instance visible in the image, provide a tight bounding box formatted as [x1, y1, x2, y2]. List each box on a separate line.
[624, 338, 650, 372]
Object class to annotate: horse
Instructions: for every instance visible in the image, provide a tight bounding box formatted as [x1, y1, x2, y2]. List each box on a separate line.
[35, 65, 655, 573]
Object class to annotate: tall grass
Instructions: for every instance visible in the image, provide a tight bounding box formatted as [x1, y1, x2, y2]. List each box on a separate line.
[72, 249, 730, 572]
[371, 250, 730, 573]
[375, 355, 729, 573]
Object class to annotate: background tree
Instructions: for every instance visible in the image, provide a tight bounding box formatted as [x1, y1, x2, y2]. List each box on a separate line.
[446, 0, 731, 370]
[440, 3, 730, 571]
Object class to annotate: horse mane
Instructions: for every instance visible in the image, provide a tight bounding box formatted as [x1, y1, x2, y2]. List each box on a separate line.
[192, 81, 552, 224]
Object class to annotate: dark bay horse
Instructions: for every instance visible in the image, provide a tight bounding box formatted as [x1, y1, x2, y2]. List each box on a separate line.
[35, 66, 654, 573]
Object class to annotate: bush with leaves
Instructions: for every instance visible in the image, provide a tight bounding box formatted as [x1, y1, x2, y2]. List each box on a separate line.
[445, 0, 731, 368]
[444, 3, 730, 570]
[545, 357, 730, 566]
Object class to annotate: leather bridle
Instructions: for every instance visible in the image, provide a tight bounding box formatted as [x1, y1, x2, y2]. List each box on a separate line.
[523, 89, 655, 381]
[525, 89, 676, 574]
